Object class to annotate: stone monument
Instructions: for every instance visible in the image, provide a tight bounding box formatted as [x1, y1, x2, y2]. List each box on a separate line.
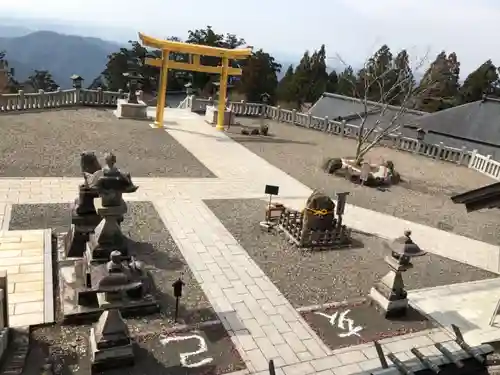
[369, 230, 426, 317]
[114, 72, 148, 120]
[65, 152, 102, 258]
[89, 309, 135, 372]
[86, 152, 138, 262]
[278, 190, 352, 249]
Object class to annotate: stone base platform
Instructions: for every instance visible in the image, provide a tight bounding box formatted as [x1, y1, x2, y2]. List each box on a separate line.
[114, 99, 150, 120]
[0, 229, 54, 328]
[59, 260, 159, 324]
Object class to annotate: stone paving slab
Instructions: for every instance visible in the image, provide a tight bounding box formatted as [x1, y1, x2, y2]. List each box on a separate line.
[0, 229, 50, 327]
[300, 299, 435, 351]
[409, 278, 500, 346]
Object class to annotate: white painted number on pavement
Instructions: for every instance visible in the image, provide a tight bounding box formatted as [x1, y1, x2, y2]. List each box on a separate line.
[315, 309, 363, 338]
[160, 334, 214, 368]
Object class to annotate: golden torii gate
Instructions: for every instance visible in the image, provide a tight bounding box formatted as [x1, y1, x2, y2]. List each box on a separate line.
[138, 33, 252, 130]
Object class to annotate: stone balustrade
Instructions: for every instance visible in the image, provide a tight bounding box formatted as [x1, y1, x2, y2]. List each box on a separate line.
[0, 88, 132, 111]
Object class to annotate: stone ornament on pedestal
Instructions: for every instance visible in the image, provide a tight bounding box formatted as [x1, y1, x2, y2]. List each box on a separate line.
[90, 309, 134, 372]
[113, 72, 148, 120]
[85, 152, 138, 262]
[369, 230, 426, 318]
[65, 151, 103, 258]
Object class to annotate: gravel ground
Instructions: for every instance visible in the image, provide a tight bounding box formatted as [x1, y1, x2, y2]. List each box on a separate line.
[206, 198, 498, 308]
[0, 109, 215, 178]
[24, 324, 244, 375]
[229, 118, 500, 244]
[10, 202, 218, 325]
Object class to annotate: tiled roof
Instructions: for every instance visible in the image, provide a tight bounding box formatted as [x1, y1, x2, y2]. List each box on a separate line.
[413, 97, 500, 147]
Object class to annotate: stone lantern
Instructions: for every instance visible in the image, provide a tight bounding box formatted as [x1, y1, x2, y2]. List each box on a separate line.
[71, 74, 84, 89]
[185, 82, 193, 96]
[261, 92, 270, 104]
[122, 72, 143, 104]
[369, 230, 426, 318]
[416, 128, 426, 141]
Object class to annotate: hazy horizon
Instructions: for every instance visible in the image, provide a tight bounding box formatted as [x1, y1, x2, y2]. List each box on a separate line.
[2, 0, 500, 76]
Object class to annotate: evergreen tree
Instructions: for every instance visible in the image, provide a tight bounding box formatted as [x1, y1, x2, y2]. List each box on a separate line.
[0, 51, 19, 93]
[389, 49, 415, 105]
[325, 70, 339, 93]
[416, 51, 461, 112]
[356, 45, 394, 102]
[186, 26, 245, 93]
[290, 51, 312, 106]
[459, 60, 498, 103]
[27, 70, 58, 91]
[307, 45, 329, 102]
[336, 66, 357, 96]
[102, 41, 164, 93]
[237, 49, 281, 103]
[276, 65, 295, 103]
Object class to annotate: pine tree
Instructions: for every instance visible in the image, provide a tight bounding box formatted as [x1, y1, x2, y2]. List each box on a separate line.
[459, 60, 498, 103]
[356, 45, 394, 102]
[277, 65, 295, 103]
[237, 49, 281, 103]
[326, 70, 339, 93]
[307, 45, 329, 102]
[291, 51, 312, 106]
[27, 70, 58, 91]
[416, 51, 461, 112]
[336, 66, 357, 96]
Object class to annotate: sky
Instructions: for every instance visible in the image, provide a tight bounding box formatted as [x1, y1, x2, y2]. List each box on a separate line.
[3, 0, 500, 75]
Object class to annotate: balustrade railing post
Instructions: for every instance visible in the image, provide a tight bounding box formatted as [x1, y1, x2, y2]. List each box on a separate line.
[458, 146, 467, 165]
[340, 120, 346, 136]
[18, 90, 24, 110]
[55, 87, 61, 107]
[324, 116, 329, 132]
[74, 87, 80, 105]
[97, 87, 103, 105]
[435, 142, 444, 160]
[468, 149, 478, 168]
[276, 106, 281, 121]
[291, 109, 296, 124]
[38, 89, 45, 109]
[137, 90, 144, 102]
[307, 113, 312, 128]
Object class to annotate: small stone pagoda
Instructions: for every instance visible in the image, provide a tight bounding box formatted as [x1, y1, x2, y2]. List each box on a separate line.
[75, 250, 158, 315]
[278, 190, 352, 249]
[89, 309, 135, 372]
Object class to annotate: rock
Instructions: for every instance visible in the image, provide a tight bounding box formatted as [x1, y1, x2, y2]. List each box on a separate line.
[322, 158, 343, 174]
[241, 129, 250, 135]
[250, 128, 260, 135]
[259, 124, 269, 136]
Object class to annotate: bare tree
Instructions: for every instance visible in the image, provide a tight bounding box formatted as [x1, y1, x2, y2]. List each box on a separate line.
[335, 50, 434, 166]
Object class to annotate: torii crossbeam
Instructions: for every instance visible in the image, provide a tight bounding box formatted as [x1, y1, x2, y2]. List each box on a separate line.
[138, 33, 252, 130]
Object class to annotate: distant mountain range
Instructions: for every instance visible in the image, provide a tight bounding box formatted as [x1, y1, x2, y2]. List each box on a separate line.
[0, 29, 122, 88]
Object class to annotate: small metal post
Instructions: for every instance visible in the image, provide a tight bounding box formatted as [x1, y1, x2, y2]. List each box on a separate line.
[268, 359, 276, 375]
[373, 341, 389, 369]
[172, 275, 185, 322]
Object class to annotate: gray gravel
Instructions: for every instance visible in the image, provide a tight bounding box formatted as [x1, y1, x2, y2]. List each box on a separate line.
[205, 198, 498, 308]
[229, 118, 500, 245]
[0, 109, 215, 178]
[9, 202, 217, 325]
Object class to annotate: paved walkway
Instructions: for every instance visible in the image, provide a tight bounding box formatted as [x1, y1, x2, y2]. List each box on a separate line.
[0, 107, 497, 374]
